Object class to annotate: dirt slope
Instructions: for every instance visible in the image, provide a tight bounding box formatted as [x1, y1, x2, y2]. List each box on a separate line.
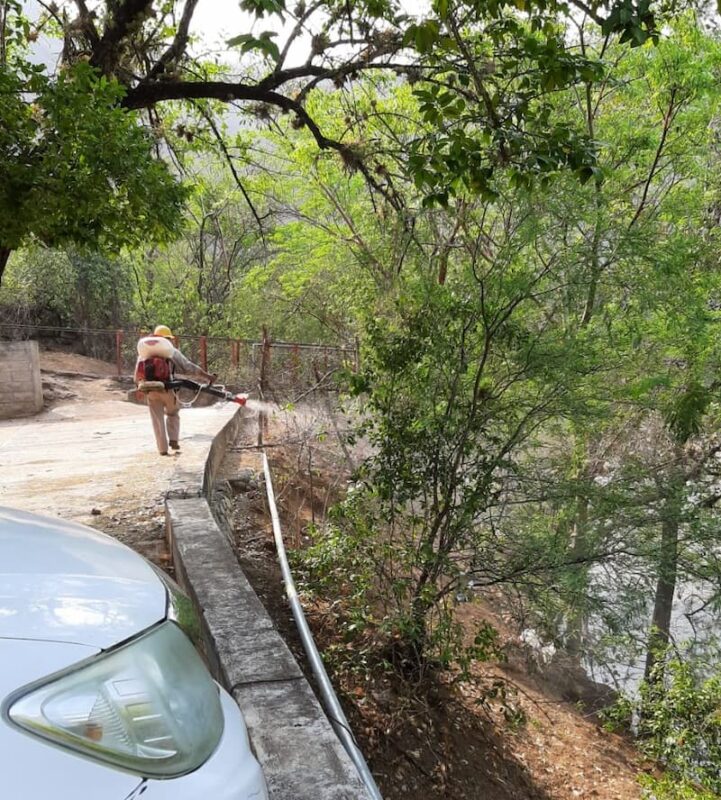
[218, 412, 646, 800]
[40, 350, 120, 377]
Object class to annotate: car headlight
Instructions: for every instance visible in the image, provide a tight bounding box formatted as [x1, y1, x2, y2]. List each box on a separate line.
[4, 622, 224, 778]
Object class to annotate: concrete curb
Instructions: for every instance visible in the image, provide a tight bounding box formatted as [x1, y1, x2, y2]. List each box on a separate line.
[165, 405, 243, 499]
[164, 410, 371, 800]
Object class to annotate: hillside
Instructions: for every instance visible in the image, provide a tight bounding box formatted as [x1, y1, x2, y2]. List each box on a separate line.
[219, 414, 649, 800]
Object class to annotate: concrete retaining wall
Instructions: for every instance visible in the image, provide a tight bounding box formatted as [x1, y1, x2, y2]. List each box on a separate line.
[0, 341, 43, 419]
[166, 405, 245, 500]
[165, 410, 371, 800]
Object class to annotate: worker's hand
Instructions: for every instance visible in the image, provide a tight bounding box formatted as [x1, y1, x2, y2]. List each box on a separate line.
[205, 372, 217, 385]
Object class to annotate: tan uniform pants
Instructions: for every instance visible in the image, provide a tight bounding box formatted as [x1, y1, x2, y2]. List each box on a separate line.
[146, 390, 180, 454]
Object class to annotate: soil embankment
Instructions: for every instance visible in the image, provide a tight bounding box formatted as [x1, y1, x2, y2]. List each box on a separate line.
[217, 410, 646, 800]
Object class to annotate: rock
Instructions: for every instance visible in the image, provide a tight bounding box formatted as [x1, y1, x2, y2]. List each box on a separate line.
[42, 377, 77, 405]
[228, 468, 259, 492]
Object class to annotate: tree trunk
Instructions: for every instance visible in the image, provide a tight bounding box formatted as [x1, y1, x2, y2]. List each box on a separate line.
[396, 592, 431, 676]
[644, 468, 683, 683]
[0, 246, 11, 287]
[564, 432, 595, 661]
[567, 489, 590, 658]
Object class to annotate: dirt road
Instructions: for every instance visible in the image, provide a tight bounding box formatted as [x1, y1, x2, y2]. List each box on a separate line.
[0, 351, 238, 563]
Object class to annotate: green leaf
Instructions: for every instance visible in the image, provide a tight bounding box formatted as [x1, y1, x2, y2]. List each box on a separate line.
[239, 0, 285, 18]
[227, 31, 281, 62]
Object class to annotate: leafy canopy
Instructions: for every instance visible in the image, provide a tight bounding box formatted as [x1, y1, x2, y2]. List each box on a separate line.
[0, 1, 186, 260]
[0, 0, 685, 272]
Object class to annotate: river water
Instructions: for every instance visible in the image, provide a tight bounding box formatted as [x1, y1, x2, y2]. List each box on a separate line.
[583, 576, 721, 695]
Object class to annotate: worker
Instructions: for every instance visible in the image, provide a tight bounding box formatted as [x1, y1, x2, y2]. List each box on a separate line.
[136, 325, 216, 456]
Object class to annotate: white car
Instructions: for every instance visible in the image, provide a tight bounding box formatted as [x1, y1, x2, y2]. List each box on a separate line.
[0, 507, 268, 800]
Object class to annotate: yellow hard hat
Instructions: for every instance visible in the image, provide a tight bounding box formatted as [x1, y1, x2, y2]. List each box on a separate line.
[153, 324, 173, 338]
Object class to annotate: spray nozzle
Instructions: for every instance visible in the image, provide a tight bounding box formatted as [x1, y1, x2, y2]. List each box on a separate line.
[233, 393, 248, 406]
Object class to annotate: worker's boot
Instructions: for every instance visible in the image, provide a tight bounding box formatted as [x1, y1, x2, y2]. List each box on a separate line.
[169, 440, 180, 451]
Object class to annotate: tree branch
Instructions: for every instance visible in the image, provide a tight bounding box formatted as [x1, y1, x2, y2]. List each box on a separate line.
[146, 0, 199, 79]
[72, 0, 100, 48]
[276, 0, 324, 69]
[194, 103, 268, 241]
[123, 79, 403, 209]
[90, 0, 154, 73]
[629, 87, 678, 229]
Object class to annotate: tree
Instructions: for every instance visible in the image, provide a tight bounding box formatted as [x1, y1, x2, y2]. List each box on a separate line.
[130, 169, 267, 334]
[299, 173, 619, 673]
[623, 658, 721, 799]
[296, 17, 721, 688]
[0, 245, 133, 329]
[0, 0, 671, 286]
[489, 16, 721, 685]
[0, 1, 186, 283]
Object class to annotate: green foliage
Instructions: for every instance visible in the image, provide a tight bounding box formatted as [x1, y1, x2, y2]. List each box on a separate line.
[224, 0, 674, 202]
[0, 3, 185, 262]
[664, 380, 714, 444]
[630, 659, 721, 799]
[0, 247, 133, 328]
[227, 32, 281, 62]
[299, 200, 607, 671]
[279, 22, 721, 719]
[639, 775, 718, 800]
[240, 0, 286, 17]
[127, 168, 269, 336]
[300, 489, 505, 678]
[601, 0, 658, 45]
[7, 20, 721, 795]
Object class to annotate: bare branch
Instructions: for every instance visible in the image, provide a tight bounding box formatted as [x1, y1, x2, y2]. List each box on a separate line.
[146, 0, 199, 79]
[194, 102, 269, 241]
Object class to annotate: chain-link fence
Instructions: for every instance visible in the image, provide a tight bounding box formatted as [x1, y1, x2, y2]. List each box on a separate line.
[0, 323, 358, 401]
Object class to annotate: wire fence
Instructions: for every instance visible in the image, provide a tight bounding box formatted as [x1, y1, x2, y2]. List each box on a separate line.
[0, 323, 359, 401]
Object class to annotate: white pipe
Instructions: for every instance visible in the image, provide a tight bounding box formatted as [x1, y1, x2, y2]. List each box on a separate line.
[262, 453, 383, 800]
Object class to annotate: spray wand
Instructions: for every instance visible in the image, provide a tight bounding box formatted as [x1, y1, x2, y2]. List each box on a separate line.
[166, 378, 248, 406]
[137, 378, 248, 407]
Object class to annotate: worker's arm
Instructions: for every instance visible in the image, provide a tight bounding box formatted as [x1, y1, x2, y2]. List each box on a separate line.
[171, 349, 215, 382]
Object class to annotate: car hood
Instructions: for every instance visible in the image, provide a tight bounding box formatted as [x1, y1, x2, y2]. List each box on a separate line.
[0, 507, 167, 649]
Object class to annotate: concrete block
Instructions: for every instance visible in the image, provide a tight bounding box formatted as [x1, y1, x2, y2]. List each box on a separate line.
[0, 340, 43, 419]
[233, 680, 369, 800]
[164, 408, 374, 800]
[166, 406, 240, 499]
[167, 500, 277, 636]
[166, 496, 372, 800]
[202, 407, 247, 494]
[221, 627, 302, 687]
[166, 499, 300, 686]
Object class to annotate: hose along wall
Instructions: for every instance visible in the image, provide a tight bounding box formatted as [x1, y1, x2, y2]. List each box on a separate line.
[261, 453, 383, 800]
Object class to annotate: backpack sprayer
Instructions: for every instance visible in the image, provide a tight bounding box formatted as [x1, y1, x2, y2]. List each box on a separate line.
[135, 336, 248, 407]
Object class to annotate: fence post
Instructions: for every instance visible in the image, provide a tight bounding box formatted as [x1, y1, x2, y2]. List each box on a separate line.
[291, 343, 300, 385]
[257, 326, 271, 446]
[199, 335, 208, 372]
[115, 330, 124, 376]
[231, 339, 240, 369]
